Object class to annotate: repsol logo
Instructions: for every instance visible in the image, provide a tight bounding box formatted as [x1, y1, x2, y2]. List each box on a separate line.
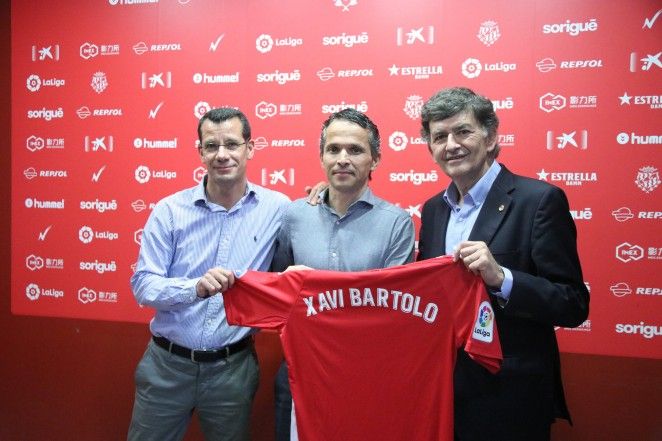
[337, 69, 373, 77]
[93, 108, 123, 116]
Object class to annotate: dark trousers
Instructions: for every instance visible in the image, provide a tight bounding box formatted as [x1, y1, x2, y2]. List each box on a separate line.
[274, 360, 292, 441]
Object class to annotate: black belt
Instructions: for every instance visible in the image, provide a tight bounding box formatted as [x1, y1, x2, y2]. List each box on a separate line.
[152, 335, 252, 363]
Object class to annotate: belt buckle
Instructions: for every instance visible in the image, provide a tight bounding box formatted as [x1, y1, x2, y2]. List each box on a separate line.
[191, 349, 199, 363]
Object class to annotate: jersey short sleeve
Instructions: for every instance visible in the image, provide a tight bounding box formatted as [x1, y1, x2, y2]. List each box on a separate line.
[451, 270, 502, 374]
[224, 270, 306, 329]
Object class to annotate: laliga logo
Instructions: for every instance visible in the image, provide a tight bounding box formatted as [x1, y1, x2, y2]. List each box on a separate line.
[78, 287, 97, 304]
[478, 304, 493, 327]
[255, 101, 277, 119]
[256, 34, 274, 53]
[461, 58, 482, 78]
[472, 301, 494, 342]
[135, 165, 151, 184]
[194, 101, 211, 119]
[79, 226, 94, 244]
[26, 283, 40, 301]
[26, 254, 45, 271]
[193, 166, 206, 183]
[26, 74, 42, 92]
[389, 131, 408, 151]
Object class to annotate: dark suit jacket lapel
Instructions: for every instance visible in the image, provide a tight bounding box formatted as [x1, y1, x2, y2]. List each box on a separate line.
[429, 193, 451, 256]
[468, 165, 515, 245]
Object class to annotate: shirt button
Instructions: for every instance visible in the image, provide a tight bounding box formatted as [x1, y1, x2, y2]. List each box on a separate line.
[331, 252, 337, 257]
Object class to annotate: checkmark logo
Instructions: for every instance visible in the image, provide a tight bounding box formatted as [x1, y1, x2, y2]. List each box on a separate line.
[209, 34, 224, 52]
[149, 101, 164, 119]
[38, 225, 52, 241]
[92, 165, 106, 182]
[643, 9, 661, 29]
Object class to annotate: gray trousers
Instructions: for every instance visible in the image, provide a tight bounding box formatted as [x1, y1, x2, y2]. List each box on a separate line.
[127, 339, 259, 441]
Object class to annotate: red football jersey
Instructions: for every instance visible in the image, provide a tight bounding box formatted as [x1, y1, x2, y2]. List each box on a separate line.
[224, 256, 502, 441]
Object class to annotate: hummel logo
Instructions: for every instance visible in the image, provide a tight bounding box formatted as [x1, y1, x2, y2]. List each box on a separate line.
[149, 101, 164, 119]
[92, 166, 106, 182]
[643, 9, 661, 29]
[209, 34, 225, 52]
[38, 225, 52, 241]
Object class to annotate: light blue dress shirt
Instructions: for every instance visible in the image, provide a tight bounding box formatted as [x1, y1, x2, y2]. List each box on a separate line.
[443, 161, 513, 300]
[272, 187, 415, 272]
[131, 178, 290, 350]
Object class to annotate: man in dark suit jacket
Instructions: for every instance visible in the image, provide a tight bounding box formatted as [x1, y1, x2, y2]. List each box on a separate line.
[417, 87, 589, 441]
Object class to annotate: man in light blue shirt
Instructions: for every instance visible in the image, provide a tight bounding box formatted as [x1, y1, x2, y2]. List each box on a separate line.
[128, 108, 289, 441]
[271, 108, 415, 441]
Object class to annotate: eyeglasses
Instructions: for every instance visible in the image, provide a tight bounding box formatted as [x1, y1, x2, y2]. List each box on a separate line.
[200, 141, 247, 154]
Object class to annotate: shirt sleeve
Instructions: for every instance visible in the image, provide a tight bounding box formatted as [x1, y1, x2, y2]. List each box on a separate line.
[454, 271, 503, 374]
[223, 269, 305, 329]
[384, 212, 416, 267]
[270, 203, 294, 272]
[131, 202, 199, 310]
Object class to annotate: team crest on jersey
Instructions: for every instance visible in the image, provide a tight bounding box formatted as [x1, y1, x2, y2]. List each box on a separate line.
[472, 301, 494, 342]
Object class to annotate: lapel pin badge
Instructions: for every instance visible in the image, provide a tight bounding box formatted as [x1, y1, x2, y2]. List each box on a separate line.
[498, 204, 505, 212]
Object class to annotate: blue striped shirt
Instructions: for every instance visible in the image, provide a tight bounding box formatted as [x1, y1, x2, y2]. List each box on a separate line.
[131, 179, 290, 350]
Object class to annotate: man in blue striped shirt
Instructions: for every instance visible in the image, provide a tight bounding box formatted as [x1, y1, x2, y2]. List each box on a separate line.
[128, 108, 290, 441]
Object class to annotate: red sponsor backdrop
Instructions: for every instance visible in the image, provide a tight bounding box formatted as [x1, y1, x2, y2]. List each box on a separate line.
[11, 0, 661, 359]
